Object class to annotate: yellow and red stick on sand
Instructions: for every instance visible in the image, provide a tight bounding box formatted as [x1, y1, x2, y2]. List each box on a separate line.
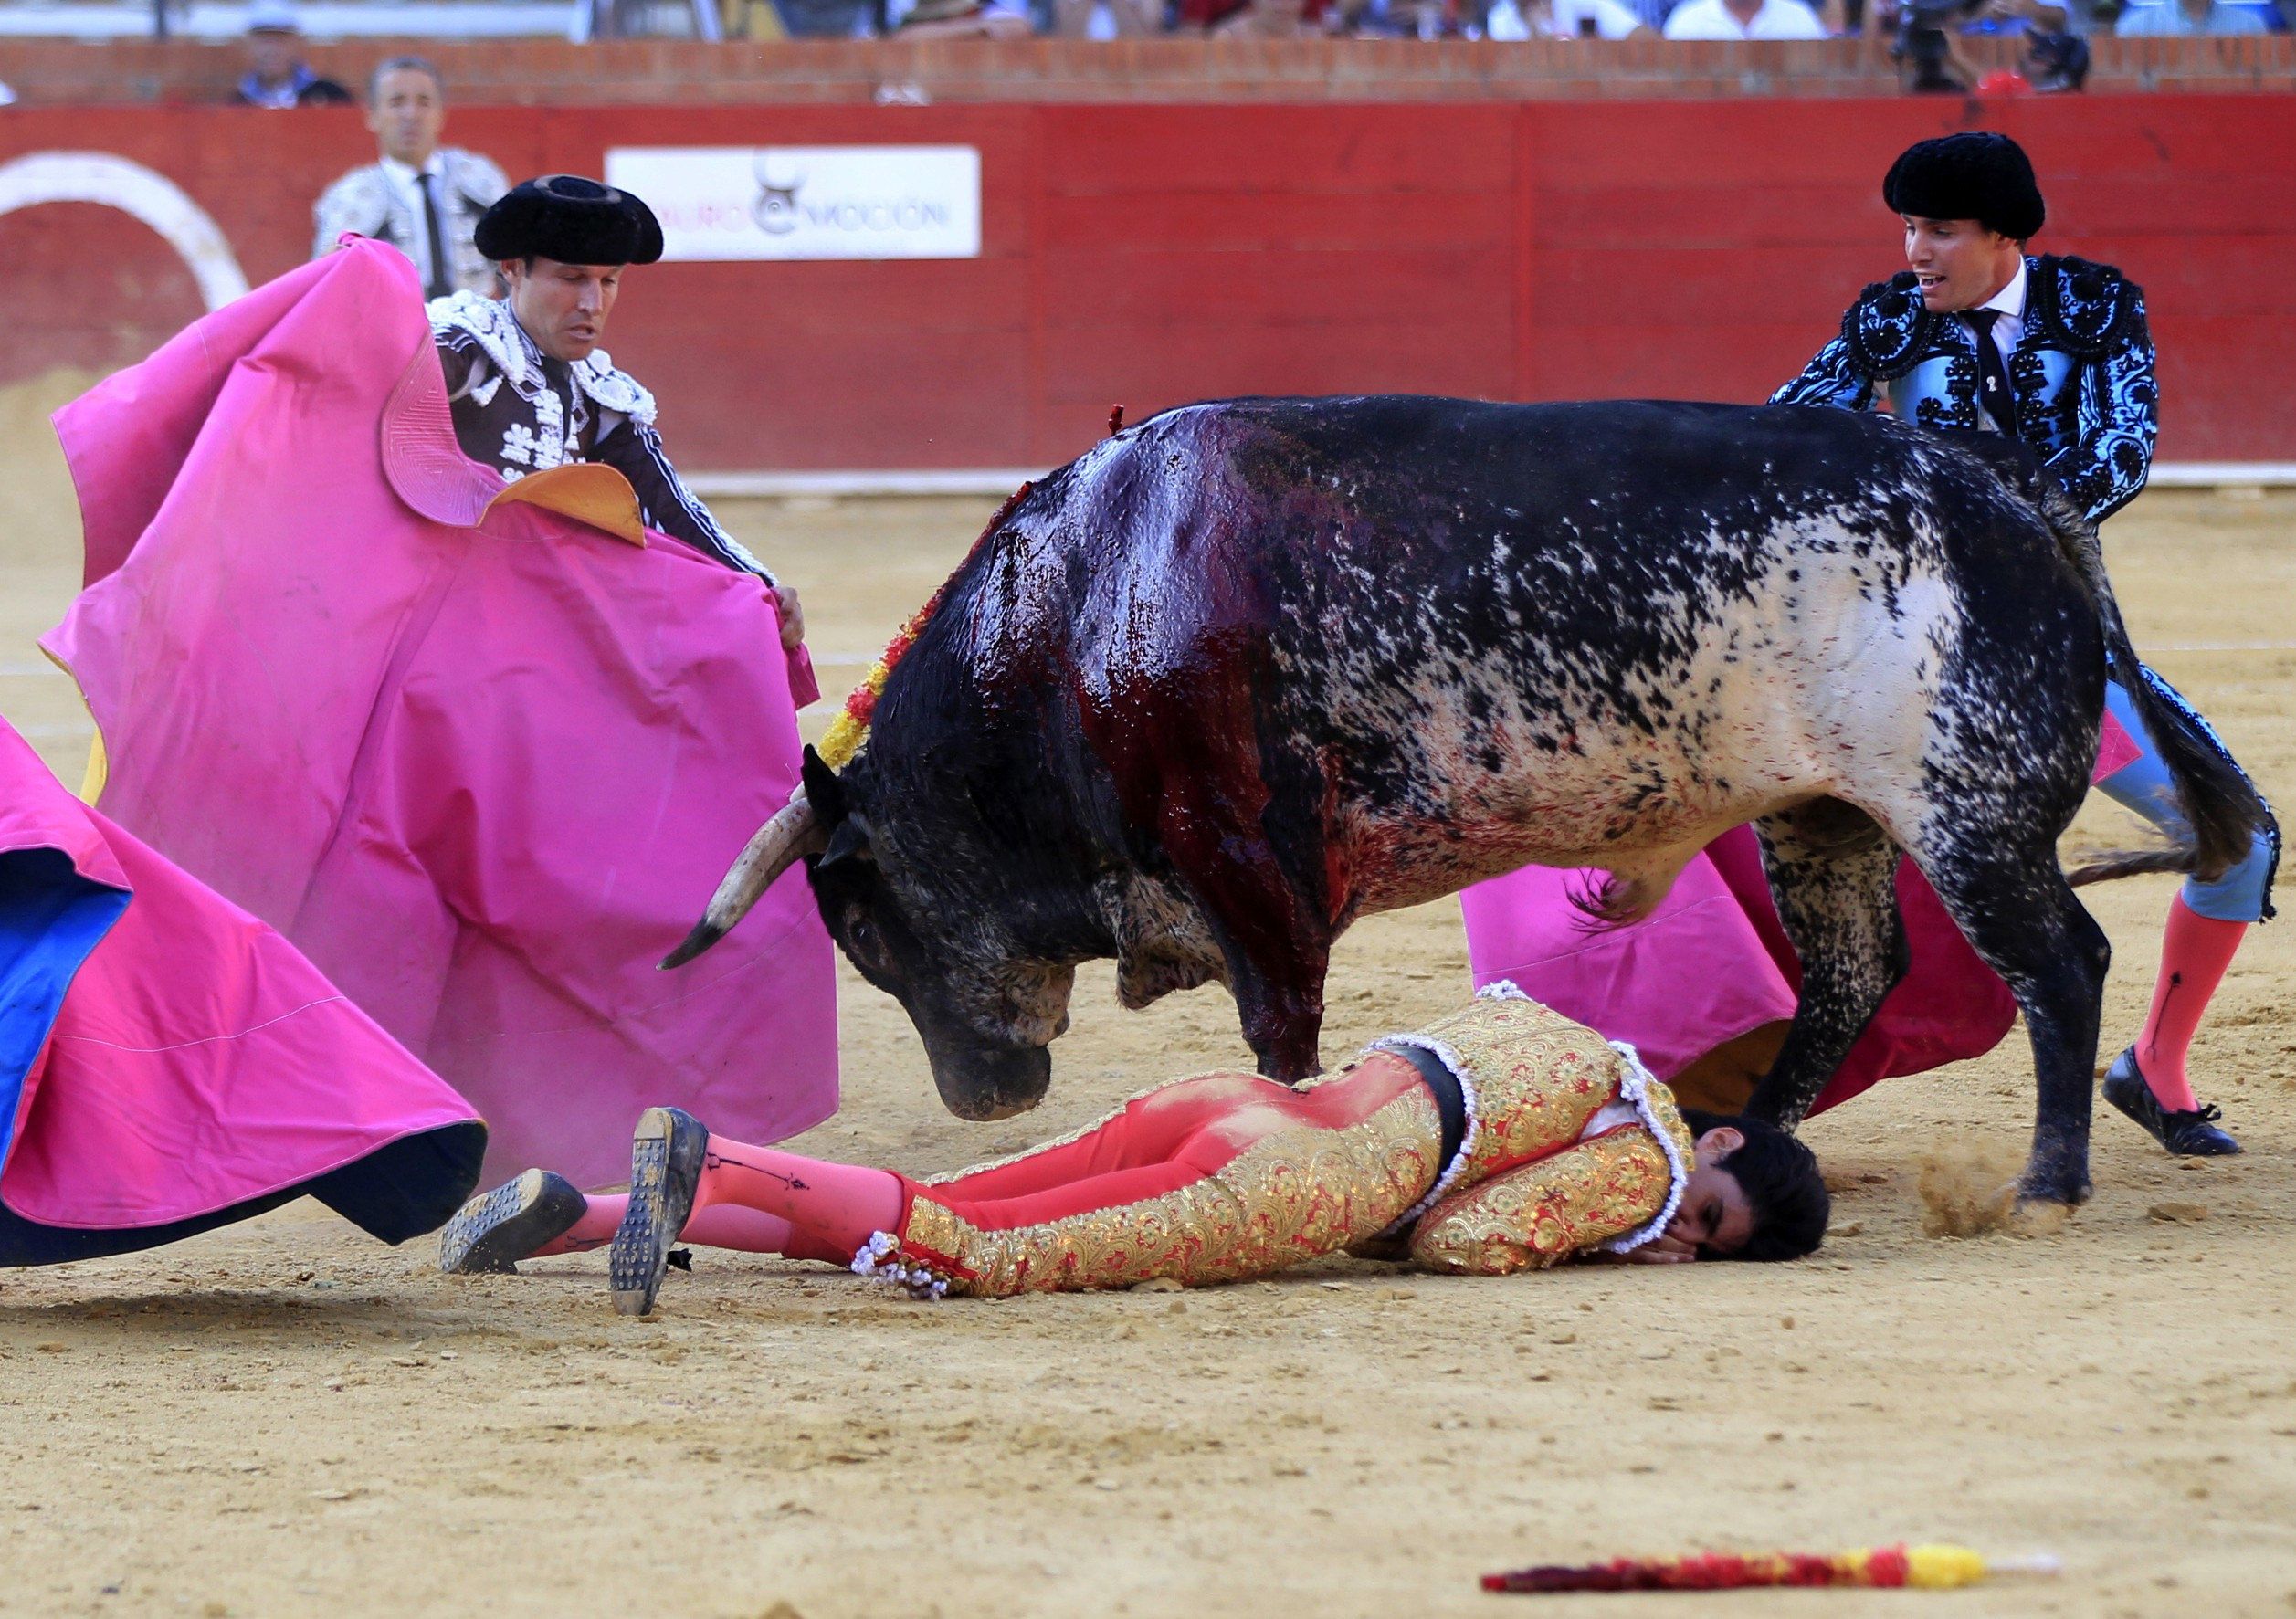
[1481, 1543, 2059, 1594]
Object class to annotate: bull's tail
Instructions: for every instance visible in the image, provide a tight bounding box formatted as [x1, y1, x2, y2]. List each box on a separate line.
[2032, 479, 2277, 894]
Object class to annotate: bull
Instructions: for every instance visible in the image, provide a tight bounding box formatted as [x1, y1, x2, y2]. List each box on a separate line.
[668, 396, 2270, 1206]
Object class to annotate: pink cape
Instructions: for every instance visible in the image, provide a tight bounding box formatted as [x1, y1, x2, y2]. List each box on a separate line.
[43, 242, 837, 1187]
[1460, 707, 2137, 1118]
[0, 718, 478, 1232]
[1460, 829, 2015, 1116]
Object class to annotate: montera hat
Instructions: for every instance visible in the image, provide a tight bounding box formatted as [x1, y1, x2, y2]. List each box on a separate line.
[474, 175, 665, 267]
[1882, 132, 2046, 241]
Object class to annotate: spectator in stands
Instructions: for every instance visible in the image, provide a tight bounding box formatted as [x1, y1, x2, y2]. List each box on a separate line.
[1486, 0, 1651, 37]
[312, 58, 509, 301]
[231, 2, 352, 108]
[2115, 0, 2270, 31]
[890, 0, 1036, 33]
[1663, 0, 1827, 35]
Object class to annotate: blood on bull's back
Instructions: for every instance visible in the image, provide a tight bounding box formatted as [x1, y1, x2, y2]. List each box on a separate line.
[1054, 396, 1985, 925]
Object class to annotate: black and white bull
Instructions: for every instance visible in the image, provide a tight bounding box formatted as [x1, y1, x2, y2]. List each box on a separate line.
[668, 397, 2269, 1206]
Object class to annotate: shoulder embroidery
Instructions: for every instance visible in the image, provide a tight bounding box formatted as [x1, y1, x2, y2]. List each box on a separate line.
[442, 148, 509, 210]
[427, 290, 657, 426]
[1840, 271, 1937, 383]
[315, 165, 393, 237]
[574, 346, 656, 425]
[430, 289, 533, 389]
[2026, 254, 2139, 360]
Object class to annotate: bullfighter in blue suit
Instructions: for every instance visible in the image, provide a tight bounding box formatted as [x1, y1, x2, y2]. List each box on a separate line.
[1777, 131, 2276, 1157]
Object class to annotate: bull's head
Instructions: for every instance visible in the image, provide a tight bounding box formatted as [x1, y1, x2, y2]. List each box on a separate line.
[661, 747, 1068, 1121]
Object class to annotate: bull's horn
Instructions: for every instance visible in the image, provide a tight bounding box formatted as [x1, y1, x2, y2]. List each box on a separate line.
[658, 790, 826, 970]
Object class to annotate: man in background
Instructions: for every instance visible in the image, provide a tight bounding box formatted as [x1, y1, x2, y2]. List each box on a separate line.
[230, 2, 352, 107]
[313, 57, 509, 301]
[1662, 0, 1827, 37]
[2114, 0, 2272, 33]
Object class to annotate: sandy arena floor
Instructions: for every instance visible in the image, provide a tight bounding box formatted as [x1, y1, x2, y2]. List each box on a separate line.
[0, 371, 2292, 1618]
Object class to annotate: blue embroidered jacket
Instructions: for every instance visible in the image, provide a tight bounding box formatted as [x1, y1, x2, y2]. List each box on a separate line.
[1773, 255, 2157, 523]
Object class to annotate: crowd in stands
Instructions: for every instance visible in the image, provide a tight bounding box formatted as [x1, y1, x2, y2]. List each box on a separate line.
[806, 0, 2289, 42]
[223, 0, 2288, 105]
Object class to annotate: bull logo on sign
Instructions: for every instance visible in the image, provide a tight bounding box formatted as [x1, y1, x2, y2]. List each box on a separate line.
[753, 156, 804, 237]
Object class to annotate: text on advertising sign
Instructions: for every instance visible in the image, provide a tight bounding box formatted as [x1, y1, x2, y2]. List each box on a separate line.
[604, 146, 981, 262]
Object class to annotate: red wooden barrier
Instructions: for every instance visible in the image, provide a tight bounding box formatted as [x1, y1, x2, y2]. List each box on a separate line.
[3, 95, 2291, 469]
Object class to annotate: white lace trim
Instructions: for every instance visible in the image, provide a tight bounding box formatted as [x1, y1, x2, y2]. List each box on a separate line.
[848, 1230, 948, 1299]
[1596, 1038, 1690, 1256]
[428, 289, 657, 423]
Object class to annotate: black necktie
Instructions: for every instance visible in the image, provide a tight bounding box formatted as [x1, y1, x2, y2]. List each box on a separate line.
[418, 170, 452, 301]
[1964, 309, 2017, 436]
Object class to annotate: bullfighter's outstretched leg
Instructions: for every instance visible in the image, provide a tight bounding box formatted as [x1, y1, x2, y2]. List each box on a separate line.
[1744, 801, 1910, 1130]
[1919, 844, 2112, 1206]
[437, 1168, 819, 1274]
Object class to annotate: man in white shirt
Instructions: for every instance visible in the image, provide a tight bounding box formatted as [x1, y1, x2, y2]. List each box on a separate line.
[1662, 0, 1826, 36]
[1486, 0, 1649, 37]
[2114, 0, 2268, 31]
[312, 57, 508, 301]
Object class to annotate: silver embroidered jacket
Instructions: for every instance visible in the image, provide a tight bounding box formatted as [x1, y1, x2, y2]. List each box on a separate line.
[429, 292, 772, 582]
[1773, 255, 2157, 523]
[314, 150, 510, 300]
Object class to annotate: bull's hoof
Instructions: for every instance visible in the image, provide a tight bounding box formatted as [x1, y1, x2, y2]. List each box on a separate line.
[2006, 1198, 2080, 1238]
[2020, 1166, 2093, 1203]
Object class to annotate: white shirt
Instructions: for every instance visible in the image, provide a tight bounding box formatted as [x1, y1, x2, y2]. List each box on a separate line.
[1971, 258, 2027, 354]
[1488, 0, 1644, 35]
[1663, 0, 1825, 37]
[377, 153, 448, 289]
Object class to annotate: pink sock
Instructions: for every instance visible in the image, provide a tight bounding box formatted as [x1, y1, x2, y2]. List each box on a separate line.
[2135, 898, 2247, 1112]
[690, 1133, 904, 1260]
[530, 1193, 626, 1257]
[680, 1204, 799, 1255]
[524, 1182, 846, 1263]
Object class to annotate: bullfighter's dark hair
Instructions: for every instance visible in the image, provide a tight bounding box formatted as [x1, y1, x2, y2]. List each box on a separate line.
[1680, 1109, 1830, 1263]
[368, 54, 445, 104]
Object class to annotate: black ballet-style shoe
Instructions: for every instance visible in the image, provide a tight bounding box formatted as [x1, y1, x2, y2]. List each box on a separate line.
[609, 1106, 709, 1317]
[2102, 1048, 2243, 1158]
[437, 1169, 587, 1274]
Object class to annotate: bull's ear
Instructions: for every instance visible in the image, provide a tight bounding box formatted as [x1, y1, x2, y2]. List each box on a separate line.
[800, 744, 848, 824]
[818, 814, 874, 871]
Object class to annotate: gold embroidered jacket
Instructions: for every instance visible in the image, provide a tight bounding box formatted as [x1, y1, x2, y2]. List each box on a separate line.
[861, 990, 1692, 1298]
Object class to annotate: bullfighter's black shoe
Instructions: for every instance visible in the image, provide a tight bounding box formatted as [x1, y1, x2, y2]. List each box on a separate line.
[2102, 1047, 2242, 1157]
[438, 1169, 587, 1274]
[609, 1106, 709, 1317]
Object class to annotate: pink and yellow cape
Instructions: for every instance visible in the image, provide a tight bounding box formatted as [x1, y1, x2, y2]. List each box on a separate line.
[0, 715, 480, 1257]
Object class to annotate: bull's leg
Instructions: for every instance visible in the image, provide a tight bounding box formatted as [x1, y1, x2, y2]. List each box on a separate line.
[1159, 838, 1332, 1082]
[1914, 840, 2110, 1205]
[1223, 936, 1330, 1085]
[1744, 800, 1909, 1130]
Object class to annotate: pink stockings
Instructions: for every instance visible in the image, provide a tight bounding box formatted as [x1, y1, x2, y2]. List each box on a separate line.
[528, 1139, 903, 1266]
[2135, 898, 2248, 1112]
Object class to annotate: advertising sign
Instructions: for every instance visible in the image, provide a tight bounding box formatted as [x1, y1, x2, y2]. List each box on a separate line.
[604, 145, 981, 262]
